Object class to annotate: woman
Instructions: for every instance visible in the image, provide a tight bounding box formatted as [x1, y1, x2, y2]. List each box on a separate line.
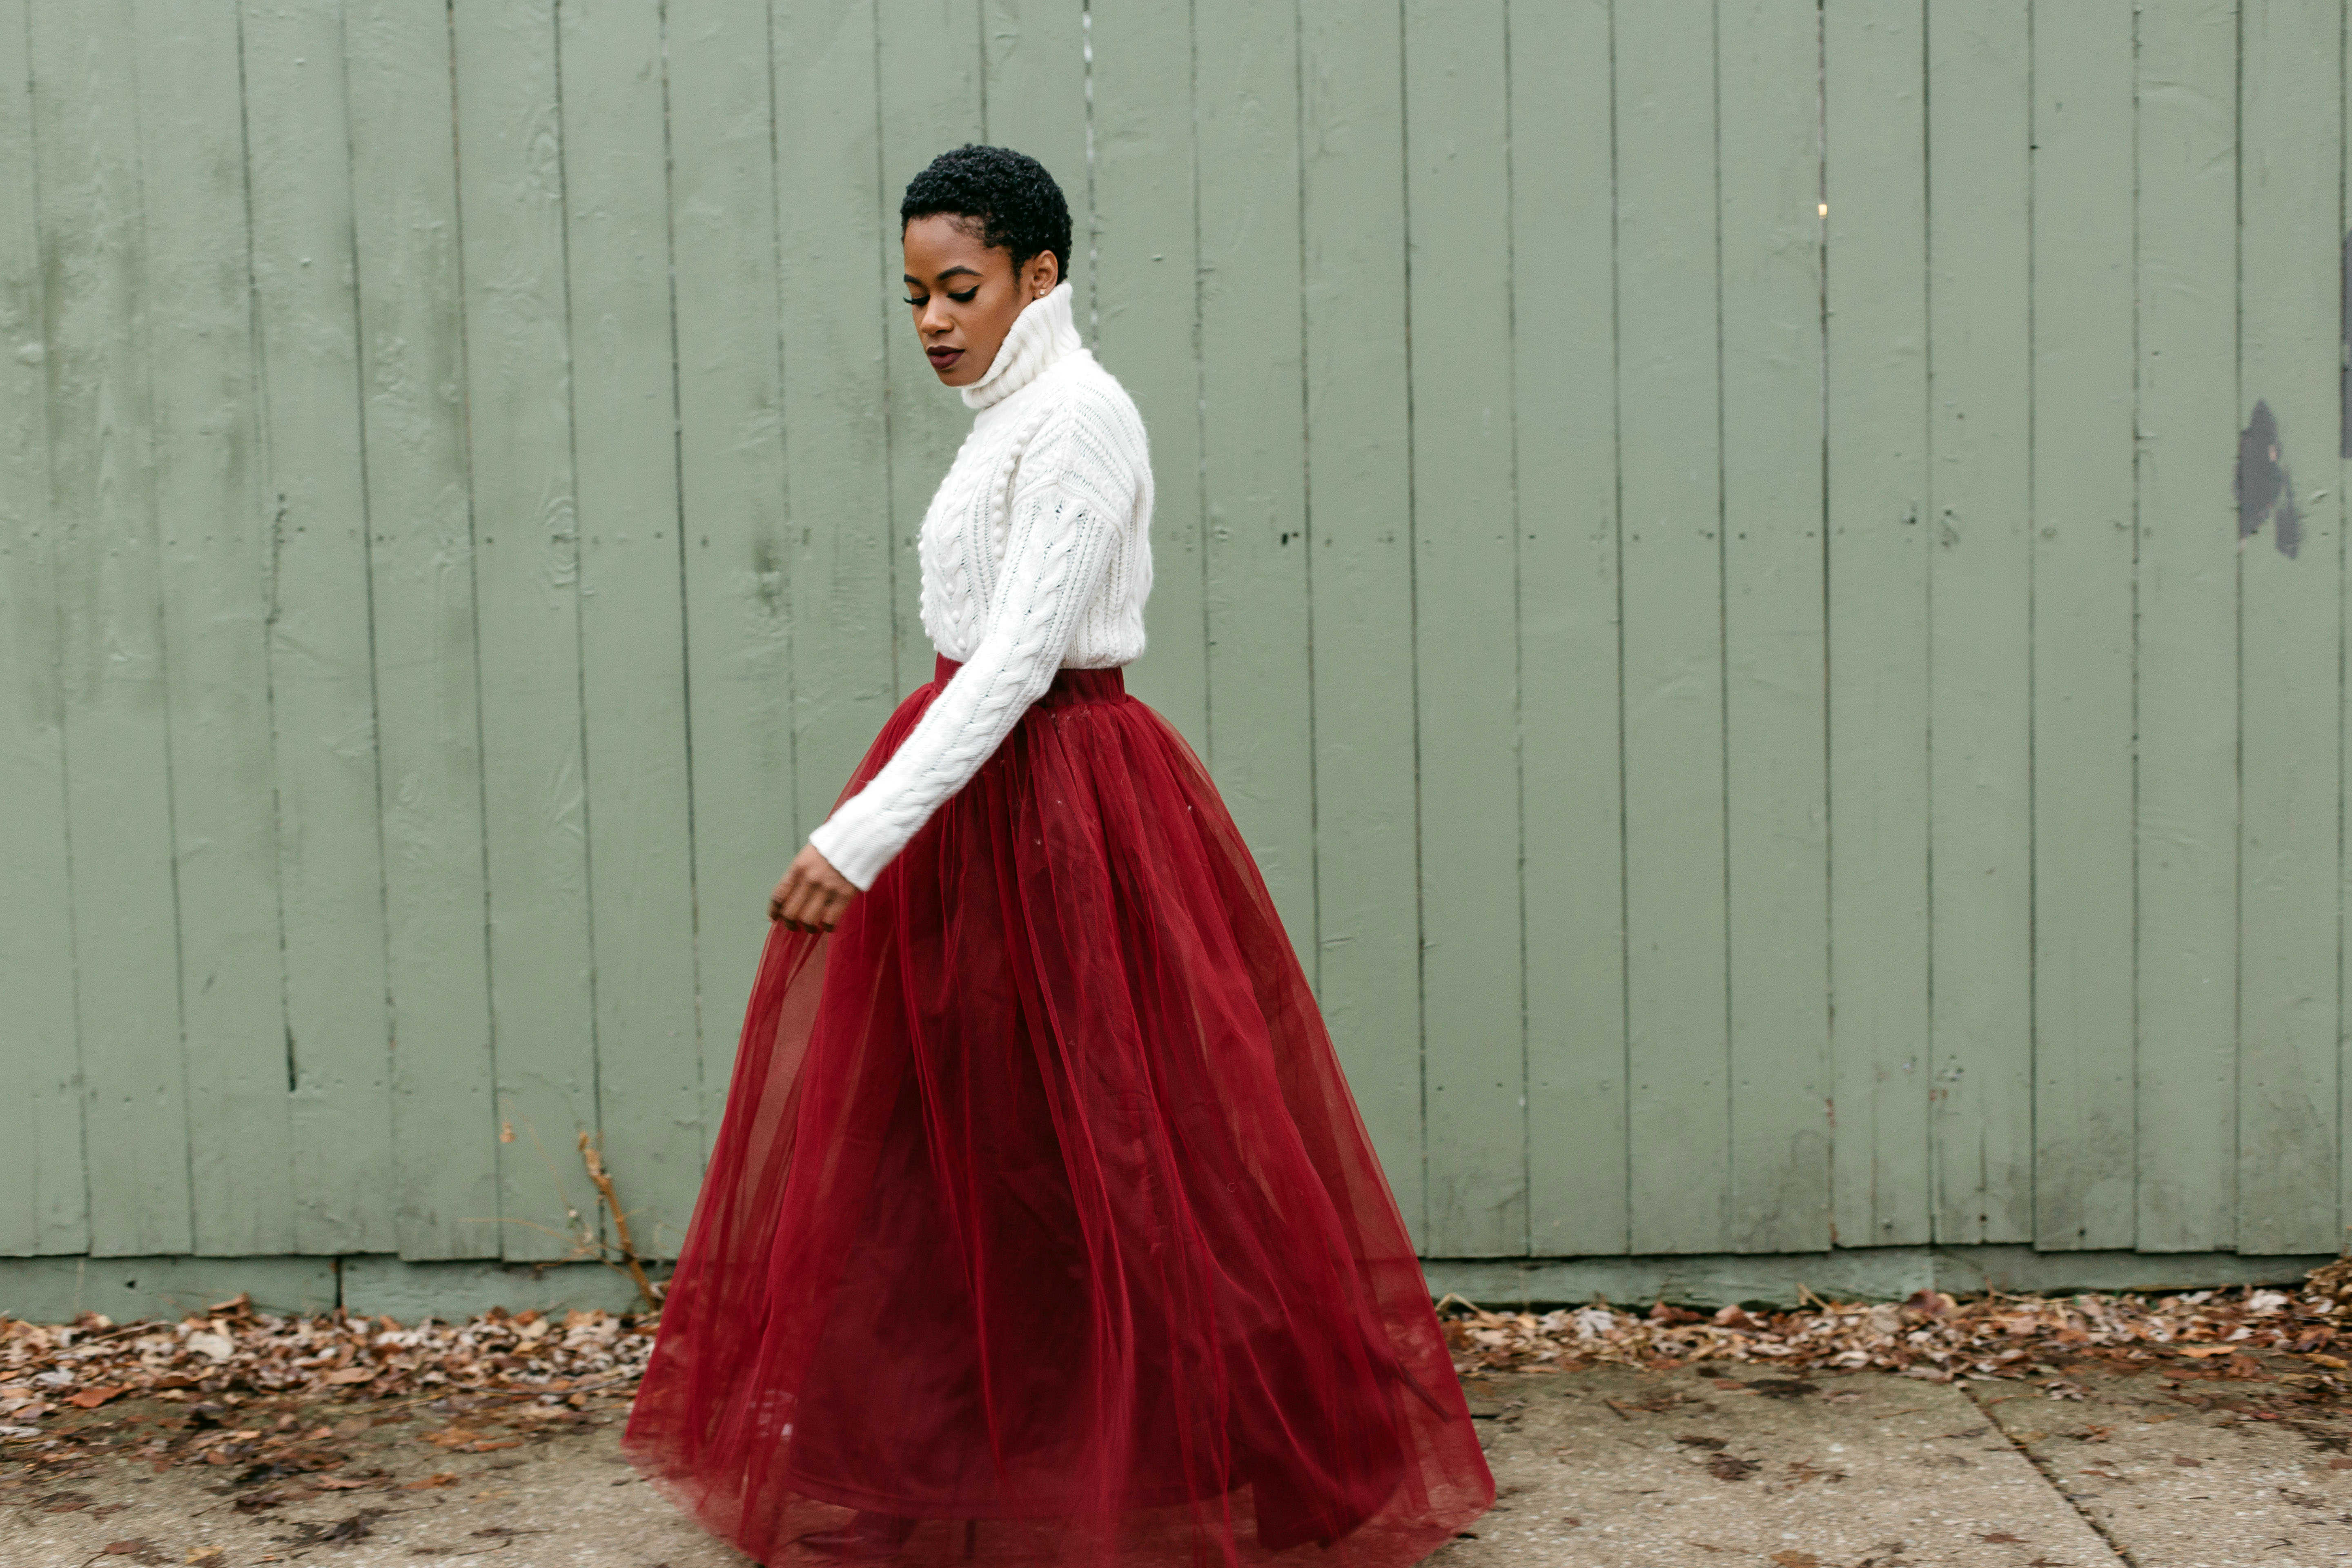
[623, 144, 1493, 1568]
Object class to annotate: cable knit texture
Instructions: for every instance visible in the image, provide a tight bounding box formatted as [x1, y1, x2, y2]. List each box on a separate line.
[807, 282, 1154, 889]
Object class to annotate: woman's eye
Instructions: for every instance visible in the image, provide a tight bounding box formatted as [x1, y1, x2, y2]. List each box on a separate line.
[948, 288, 978, 303]
[903, 296, 926, 307]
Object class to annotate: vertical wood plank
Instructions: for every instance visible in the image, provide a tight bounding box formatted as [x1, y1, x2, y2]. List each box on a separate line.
[555, 0, 704, 1255]
[240, 0, 399, 1255]
[669, 0, 793, 1181]
[2132, 0, 2239, 1255]
[1296, 0, 1425, 1236]
[1719, 0, 1831, 1253]
[1403, 0, 1525, 1256]
[2236, 0, 2343, 1256]
[876, 0, 983, 687]
[2029, 0, 2137, 1250]
[1616, 0, 1730, 1254]
[31, 0, 193, 1257]
[2341, 0, 2352, 1250]
[1195, 0, 1314, 961]
[345, 0, 502, 1258]
[1512, 0, 1627, 1258]
[775, 0, 897, 826]
[1925, 0, 2033, 1246]
[450, 0, 600, 1259]
[1088, 0, 1205, 746]
[133, 0, 294, 1257]
[1823, 0, 1932, 1249]
[0, 0, 87, 1256]
[980, 0, 1086, 202]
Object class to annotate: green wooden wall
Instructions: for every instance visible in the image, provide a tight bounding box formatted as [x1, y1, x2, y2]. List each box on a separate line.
[2, 0, 2346, 1274]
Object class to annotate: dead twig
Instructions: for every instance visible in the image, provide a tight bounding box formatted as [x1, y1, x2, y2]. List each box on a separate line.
[577, 1134, 660, 1315]
[454, 1123, 664, 1314]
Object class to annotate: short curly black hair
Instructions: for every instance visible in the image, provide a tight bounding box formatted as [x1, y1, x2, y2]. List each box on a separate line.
[901, 144, 1072, 281]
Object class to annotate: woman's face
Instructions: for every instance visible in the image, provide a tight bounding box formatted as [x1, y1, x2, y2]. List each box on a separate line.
[902, 213, 1060, 387]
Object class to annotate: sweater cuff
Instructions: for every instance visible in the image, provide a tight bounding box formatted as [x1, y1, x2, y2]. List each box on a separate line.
[806, 795, 896, 892]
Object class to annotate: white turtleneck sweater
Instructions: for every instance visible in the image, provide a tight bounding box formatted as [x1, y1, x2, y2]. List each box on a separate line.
[806, 281, 1155, 889]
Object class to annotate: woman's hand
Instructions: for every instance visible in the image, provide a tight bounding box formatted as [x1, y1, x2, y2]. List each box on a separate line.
[769, 844, 859, 933]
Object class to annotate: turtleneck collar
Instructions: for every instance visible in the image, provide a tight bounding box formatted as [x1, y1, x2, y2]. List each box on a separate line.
[960, 280, 1082, 411]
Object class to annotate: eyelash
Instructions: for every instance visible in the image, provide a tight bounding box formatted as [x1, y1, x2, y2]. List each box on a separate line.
[904, 288, 980, 306]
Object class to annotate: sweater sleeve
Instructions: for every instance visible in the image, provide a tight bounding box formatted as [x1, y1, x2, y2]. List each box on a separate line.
[806, 406, 1133, 890]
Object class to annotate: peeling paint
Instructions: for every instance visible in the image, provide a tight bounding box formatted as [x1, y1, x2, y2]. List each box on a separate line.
[2235, 400, 2302, 559]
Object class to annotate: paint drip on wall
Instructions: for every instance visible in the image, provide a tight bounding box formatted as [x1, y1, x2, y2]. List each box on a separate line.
[2237, 401, 2302, 559]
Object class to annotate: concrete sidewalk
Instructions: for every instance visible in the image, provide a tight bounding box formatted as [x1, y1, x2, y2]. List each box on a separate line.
[6, 1363, 2348, 1567]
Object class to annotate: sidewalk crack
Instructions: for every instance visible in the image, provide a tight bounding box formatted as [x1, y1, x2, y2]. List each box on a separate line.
[1962, 1383, 2140, 1568]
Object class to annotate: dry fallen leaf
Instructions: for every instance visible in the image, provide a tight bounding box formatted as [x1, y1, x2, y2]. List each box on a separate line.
[1432, 1263, 2350, 1391]
[1770, 1552, 1820, 1568]
[402, 1472, 457, 1491]
[66, 1385, 132, 1409]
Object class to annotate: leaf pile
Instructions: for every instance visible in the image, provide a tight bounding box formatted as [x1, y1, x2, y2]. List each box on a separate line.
[0, 1293, 654, 1457]
[1444, 1259, 2352, 1391]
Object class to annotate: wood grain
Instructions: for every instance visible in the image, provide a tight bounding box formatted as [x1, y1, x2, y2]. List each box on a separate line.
[2131, 0, 2241, 1255]
[2029, 0, 2138, 1250]
[1824, 0, 1933, 1250]
[0, 0, 86, 1258]
[2236, 0, 2343, 1256]
[1297, 0, 1426, 1238]
[450, 0, 599, 1261]
[1403, 0, 1524, 1257]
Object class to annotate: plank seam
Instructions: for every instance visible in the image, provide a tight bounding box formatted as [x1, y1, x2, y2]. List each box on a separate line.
[1711, 0, 1733, 1250]
[16, 0, 93, 1252]
[331, 0, 403, 1254]
[869, 0, 902, 698]
[1289, 0, 1323, 992]
[1188, 0, 1209, 770]
[439, 0, 507, 1248]
[2229, 0, 2245, 1257]
[1813, 0, 1833, 1252]
[2124, 0, 2143, 1250]
[1081, 3, 1098, 343]
[654, 0, 708, 1153]
[1394, 0, 1430, 1240]
[1499, 0, 1528, 1256]
[761, 0, 802, 846]
[138, 0, 200, 1256]
[548, 0, 608, 1213]
[1608, 0, 1634, 1258]
[1918, 0, 1940, 1245]
[2024, 0, 2040, 1248]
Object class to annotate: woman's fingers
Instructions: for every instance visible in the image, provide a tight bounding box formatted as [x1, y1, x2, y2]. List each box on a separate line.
[768, 844, 858, 933]
[778, 872, 833, 933]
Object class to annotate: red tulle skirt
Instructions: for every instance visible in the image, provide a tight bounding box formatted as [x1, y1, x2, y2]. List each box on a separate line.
[623, 657, 1493, 1568]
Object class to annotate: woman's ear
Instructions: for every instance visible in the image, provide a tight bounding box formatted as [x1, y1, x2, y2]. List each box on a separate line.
[1026, 249, 1060, 300]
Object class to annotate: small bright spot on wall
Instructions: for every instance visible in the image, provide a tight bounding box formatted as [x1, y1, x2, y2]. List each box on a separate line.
[1817, 203, 1829, 217]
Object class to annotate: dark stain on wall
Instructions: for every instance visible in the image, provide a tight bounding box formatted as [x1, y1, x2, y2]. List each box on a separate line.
[2342, 233, 2352, 458]
[2238, 400, 2302, 559]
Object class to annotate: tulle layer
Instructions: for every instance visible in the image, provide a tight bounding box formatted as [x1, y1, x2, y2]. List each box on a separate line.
[622, 657, 1493, 1568]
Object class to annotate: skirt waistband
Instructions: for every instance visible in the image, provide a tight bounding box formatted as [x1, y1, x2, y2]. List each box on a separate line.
[933, 653, 1127, 708]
